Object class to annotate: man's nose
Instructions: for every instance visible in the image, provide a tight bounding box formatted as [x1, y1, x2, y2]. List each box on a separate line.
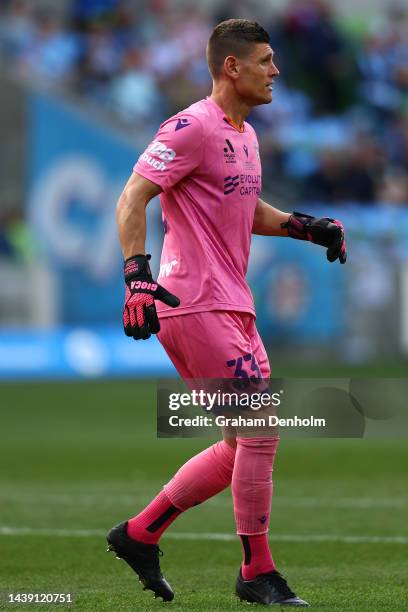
[270, 61, 280, 77]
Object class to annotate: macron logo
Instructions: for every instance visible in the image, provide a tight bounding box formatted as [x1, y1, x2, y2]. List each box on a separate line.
[175, 118, 191, 131]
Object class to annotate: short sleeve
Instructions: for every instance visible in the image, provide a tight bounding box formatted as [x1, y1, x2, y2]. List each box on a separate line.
[133, 114, 203, 192]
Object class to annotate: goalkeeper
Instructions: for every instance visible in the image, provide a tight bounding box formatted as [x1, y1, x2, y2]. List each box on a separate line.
[107, 18, 346, 607]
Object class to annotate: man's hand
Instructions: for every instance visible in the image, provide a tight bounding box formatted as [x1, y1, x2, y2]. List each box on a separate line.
[282, 212, 347, 264]
[123, 254, 180, 340]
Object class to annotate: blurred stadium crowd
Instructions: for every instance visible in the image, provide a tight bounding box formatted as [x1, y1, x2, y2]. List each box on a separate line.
[0, 0, 407, 207]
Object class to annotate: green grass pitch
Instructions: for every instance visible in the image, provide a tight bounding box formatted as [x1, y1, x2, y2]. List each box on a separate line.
[0, 377, 407, 610]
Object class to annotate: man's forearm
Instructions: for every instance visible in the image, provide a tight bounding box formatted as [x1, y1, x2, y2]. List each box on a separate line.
[252, 198, 290, 236]
[116, 172, 162, 259]
[116, 186, 147, 259]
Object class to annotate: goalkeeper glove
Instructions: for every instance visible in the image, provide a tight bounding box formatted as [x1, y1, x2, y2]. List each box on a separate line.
[123, 254, 180, 340]
[282, 212, 347, 264]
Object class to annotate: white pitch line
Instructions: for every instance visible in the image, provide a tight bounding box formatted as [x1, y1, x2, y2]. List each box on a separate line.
[1, 493, 406, 509]
[1, 526, 408, 544]
[166, 533, 408, 544]
[0, 527, 103, 537]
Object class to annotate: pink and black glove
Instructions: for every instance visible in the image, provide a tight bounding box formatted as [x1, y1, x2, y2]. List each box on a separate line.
[123, 254, 180, 340]
[282, 212, 347, 264]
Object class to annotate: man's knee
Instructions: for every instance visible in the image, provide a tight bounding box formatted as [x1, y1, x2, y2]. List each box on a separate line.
[236, 437, 279, 454]
[222, 435, 237, 449]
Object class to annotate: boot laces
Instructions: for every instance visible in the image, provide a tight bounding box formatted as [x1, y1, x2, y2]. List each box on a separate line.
[260, 571, 295, 598]
[143, 545, 163, 574]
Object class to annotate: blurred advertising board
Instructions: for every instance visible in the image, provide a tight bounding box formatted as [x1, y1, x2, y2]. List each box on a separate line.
[0, 327, 175, 380]
[28, 91, 142, 325]
[249, 205, 408, 355]
[248, 237, 346, 344]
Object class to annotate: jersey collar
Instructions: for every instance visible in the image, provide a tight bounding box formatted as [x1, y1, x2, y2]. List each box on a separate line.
[206, 96, 246, 133]
[223, 115, 245, 133]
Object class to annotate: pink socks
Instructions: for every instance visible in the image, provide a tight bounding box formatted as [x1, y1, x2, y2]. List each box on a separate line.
[240, 534, 276, 580]
[127, 435, 279, 581]
[232, 437, 279, 580]
[127, 490, 181, 544]
[127, 440, 236, 544]
[163, 439, 236, 510]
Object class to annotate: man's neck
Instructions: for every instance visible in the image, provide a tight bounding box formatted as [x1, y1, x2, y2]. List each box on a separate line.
[210, 85, 251, 128]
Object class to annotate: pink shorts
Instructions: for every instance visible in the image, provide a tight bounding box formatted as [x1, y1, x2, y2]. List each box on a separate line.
[157, 311, 270, 380]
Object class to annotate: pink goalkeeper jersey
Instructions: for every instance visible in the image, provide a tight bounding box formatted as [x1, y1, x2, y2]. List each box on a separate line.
[133, 96, 262, 318]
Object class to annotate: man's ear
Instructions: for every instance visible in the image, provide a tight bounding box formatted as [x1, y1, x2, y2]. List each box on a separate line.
[224, 55, 240, 79]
